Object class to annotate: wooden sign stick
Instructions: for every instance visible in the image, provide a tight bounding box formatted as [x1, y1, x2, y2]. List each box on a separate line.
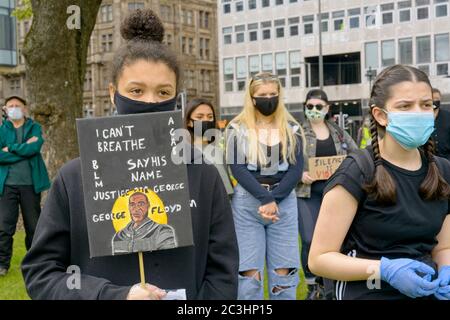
[138, 252, 146, 288]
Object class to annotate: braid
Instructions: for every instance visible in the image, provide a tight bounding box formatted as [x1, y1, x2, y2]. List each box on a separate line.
[363, 114, 397, 205]
[419, 138, 450, 200]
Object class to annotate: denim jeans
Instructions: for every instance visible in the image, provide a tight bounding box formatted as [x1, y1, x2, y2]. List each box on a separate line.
[231, 184, 300, 300]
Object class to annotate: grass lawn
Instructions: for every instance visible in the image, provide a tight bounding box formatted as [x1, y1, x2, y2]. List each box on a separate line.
[0, 230, 30, 300]
[0, 231, 307, 300]
[263, 236, 308, 300]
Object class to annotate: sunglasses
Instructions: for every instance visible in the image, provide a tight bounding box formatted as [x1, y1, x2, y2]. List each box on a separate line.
[433, 100, 441, 110]
[306, 104, 326, 111]
[251, 73, 279, 83]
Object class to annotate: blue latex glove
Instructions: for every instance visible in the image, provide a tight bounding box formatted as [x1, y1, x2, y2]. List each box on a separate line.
[434, 265, 450, 300]
[380, 257, 440, 298]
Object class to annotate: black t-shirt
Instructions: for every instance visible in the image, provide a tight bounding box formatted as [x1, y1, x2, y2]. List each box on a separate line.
[311, 135, 337, 194]
[315, 135, 337, 158]
[324, 150, 450, 299]
[434, 109, 450, 160]
[324, 150, 450, 261]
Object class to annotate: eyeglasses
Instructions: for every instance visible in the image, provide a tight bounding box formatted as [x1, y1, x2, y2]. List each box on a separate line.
[306, 104, 326, 111]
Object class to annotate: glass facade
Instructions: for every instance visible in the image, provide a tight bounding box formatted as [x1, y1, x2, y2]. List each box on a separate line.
[0, 0, 16, 67]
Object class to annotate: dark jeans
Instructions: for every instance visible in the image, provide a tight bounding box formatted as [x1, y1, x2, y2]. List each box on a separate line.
[0, 185, 41, 269]
[297, 182, 325, 279]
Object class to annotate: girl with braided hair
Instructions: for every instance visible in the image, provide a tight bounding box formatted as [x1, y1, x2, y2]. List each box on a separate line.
[308, 65, 450, 300]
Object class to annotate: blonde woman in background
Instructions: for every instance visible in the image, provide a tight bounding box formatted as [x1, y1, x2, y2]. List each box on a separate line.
[226, 72, 304, 300]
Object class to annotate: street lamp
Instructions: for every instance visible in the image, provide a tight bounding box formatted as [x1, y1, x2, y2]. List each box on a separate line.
[365, 66, 376, 93]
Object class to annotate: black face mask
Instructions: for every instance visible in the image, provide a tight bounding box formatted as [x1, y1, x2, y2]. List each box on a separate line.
[190, 120, 216, 138]
[253, 96, 279, 116]
[114, 91, 177, 115]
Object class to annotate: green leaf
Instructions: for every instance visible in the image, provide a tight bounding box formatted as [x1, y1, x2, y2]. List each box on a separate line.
[11, 0, 33, 21]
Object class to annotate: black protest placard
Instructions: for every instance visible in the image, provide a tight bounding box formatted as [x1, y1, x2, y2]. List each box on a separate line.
[76, 110, 193, 258]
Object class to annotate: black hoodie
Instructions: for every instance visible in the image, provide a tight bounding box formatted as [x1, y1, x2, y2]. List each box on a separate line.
[21, 150, 238, 300]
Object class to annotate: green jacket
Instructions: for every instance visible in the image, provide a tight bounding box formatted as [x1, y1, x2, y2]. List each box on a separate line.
[0, 118, 51, 195]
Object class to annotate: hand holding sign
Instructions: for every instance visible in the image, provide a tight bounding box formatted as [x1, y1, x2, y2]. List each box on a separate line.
[308, 155, 347, 181]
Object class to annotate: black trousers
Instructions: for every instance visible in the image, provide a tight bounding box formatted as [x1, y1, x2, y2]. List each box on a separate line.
[0, 185, 41, 269]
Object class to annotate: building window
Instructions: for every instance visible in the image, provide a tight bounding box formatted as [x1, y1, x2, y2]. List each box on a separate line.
[249, 31, 257, 41]
[276, 0, 284, 5]
[84, 70, 92, 91]
[185, 70, 195, 89]
[199, 38, 210, 60]
[165, 34, 173, 47]
[332, 10, 345, 31]
[303, 15, 314, 35]
[249, 55, 260, 76]
[100, 5, 113, 22]
[188, 38, 194, 55]
[365, 5, 378, 27]
[382, 12, 394, 24]
[365, 42, 379, 69]
[236, 1, 244, 12]
[417, 35, 431, 63]
[275, 52, 287, 86]
[349, 16, 360, 29]
[101, 34, 113, 52]
[249, 0, 257, 10]
[289, 51, 301, 87]
[235, 25, 245, 43]
[224, 58, 234, 92]
[9, 78, 21, 92]
[223, 3, 231, 14]
[399, 38, 413, 64]
[236, 57, 247, 91]
[262, 53, 273, 73]
[290, 25, 299, 36]
[200, 70, 212, 93]
[417, 3, 430, 20]
[398, 0, 412, 22]
[304, 24, 313, 34]
[262, 0, 270, 8]
[128, 2, 144, 11]
[382, 40, 396, 67]
[276, 27, 285, 38]
[181, 10, 194, 25]
[84, 102, 94, 118]
[262, 29, 271, 39]
[435, 33, 450, 62]
[223, 27, 232, 44]
[437, 63, 449, 76]
[436, 1, 448, 17]
[160, 5, 172, 21]
[199, 11, 210, 28]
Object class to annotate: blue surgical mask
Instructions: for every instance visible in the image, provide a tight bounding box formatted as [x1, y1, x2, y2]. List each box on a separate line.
[384, 111, 435, 150]
[7, 107, 24, 121]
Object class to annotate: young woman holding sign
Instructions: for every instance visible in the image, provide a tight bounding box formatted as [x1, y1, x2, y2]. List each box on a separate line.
[309, 65, 450, 300]
[226, 72, 304, 300]
[21, 9, 238, 300]
[296, 89, 357, 299]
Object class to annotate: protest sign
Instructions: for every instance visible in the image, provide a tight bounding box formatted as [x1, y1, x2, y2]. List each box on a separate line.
[77, 111, 193, 258]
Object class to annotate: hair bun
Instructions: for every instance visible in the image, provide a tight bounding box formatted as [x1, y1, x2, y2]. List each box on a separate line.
[120, 9, 165, 43]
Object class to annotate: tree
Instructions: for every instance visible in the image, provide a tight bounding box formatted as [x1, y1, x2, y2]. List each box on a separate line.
[20, 0, 102, 178]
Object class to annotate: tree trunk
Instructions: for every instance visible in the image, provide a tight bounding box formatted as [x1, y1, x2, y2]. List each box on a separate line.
[23, 0, 102, 179]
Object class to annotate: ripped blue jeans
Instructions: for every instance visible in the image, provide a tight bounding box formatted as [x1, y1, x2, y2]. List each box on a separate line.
[231, 184, 300, 300]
